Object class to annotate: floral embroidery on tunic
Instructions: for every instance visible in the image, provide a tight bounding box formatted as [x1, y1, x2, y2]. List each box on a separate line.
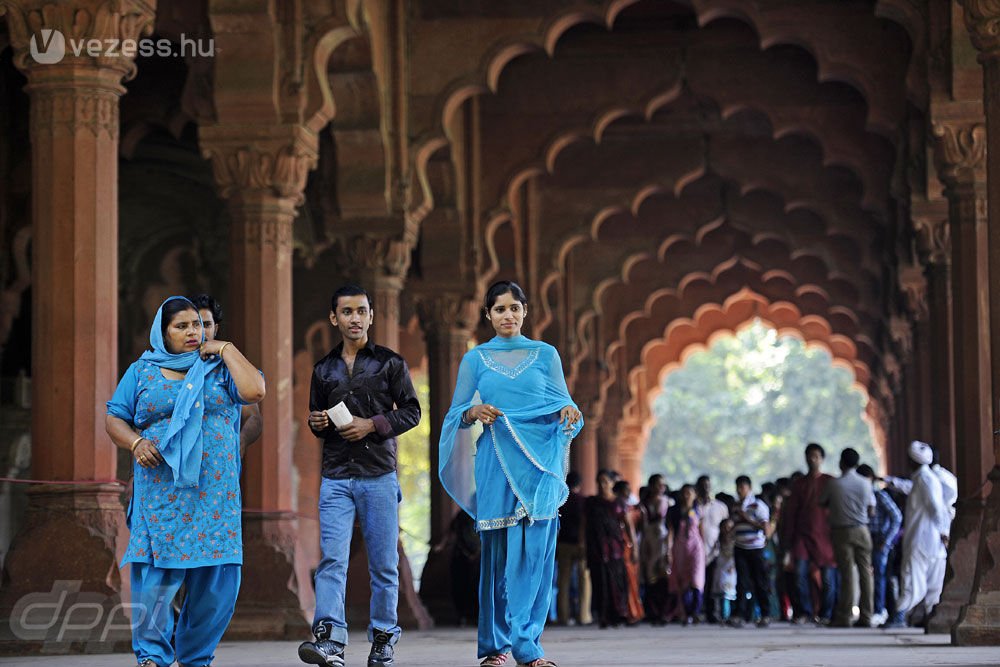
[122, 360, 243, 568]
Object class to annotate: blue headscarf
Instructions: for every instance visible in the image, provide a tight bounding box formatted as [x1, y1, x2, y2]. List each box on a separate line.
[139, 296, 223, 488]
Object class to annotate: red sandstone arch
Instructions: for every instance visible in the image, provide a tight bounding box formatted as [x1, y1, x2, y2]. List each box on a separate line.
[409, 0, 912, 221]
[605, 289, 887, 487]
[472, 18, 895, 226]
[549, 175, 887, 340]
[578, 257, 897, 452]
[540, 133, 882, 342]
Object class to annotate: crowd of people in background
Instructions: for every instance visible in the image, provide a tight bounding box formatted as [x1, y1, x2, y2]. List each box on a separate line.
[544, 440, 957, 632]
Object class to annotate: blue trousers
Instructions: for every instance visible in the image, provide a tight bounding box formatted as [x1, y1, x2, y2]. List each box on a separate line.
[873, 544, 891, 615]
[313, 472, 401, 646]
[795, 559, 837, 620]
[479, 519, 558, 664]
[130, 562, 241, 667]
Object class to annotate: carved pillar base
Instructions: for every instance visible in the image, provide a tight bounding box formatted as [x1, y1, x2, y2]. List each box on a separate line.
[0, 484, 128, 655]
[927, 497, 984, 634]
[226, 515, 309, 640]
[953, 467, 1000, 646]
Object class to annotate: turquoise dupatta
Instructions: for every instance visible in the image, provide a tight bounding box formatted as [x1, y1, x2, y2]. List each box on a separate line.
[107, 296, 222, 488]
[439, 334, 583, 527]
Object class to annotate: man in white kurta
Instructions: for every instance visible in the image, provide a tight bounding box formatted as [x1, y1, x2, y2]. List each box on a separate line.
[885, 443, 958, 519]
[885, 441, 952, 627]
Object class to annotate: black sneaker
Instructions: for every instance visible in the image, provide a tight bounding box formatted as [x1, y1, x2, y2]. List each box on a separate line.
[298, 639, 345, 667]
[367, 629, 395, 667]
[299, 621, 346, 667]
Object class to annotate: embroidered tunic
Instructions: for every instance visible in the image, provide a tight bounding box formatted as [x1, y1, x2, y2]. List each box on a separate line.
[110, 359, 245, 568]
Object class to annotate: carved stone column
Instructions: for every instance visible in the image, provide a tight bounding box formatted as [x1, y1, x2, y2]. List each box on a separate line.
[571, 421, 599, 497]
[912, 206, 957, 469]
[0, 0, 154, 650]
[415, 292, 475, 624]
[910, 204, 971, 634]
[201, 125, 316, 638]
[932, 117, 992, 642]
[954, 2, 1000, 645]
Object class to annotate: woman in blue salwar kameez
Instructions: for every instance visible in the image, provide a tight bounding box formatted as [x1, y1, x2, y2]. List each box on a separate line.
[106, 297, 265, 667]
[439, 281, 583, 667]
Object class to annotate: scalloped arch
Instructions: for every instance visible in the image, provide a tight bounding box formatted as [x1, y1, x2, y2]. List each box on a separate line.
[411, 0, 910, 226]
[603, 289, 887, 486]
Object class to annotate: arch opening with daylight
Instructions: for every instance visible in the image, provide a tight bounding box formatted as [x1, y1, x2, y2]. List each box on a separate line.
[639, 317, 881, 495]
[611, 290, 884, 489]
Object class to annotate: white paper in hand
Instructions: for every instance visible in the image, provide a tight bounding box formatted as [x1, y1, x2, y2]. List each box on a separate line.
[326, 401, 354, 428]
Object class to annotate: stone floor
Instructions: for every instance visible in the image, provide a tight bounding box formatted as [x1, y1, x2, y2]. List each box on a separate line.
[0, 625, 1000, 667]
[2, 624, 1000, 667]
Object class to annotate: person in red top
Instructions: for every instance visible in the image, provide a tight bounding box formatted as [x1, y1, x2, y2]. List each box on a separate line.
[781, 443, 838, 623]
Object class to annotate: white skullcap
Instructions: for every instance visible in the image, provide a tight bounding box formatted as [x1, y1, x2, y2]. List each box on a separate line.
[908, 440, 933, 466]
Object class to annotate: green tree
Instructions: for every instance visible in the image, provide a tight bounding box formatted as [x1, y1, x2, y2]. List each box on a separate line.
[642, 320, 879, 490]
[396, 373, 430, 582]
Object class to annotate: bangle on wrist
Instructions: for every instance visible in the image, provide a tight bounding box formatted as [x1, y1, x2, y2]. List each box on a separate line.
[219, 342, 232, 358]
[130, 435, 144, 452]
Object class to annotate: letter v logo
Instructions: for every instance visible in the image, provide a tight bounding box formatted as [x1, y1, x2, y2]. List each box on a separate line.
[30, 28, 66, 64]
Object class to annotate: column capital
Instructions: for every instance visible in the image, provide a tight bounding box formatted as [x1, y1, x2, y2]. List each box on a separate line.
[932, 120, 987, 188]
[0, 0, 155, 79]
[200, 124, 318, 204]
[415, 292, 479, 334]
[961, 0, 1000, 61]
[334, 234, 413, 281]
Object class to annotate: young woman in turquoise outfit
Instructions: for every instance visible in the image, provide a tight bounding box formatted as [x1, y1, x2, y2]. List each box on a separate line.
[439, 281, 583, 667]
[106, 296, 265, 667]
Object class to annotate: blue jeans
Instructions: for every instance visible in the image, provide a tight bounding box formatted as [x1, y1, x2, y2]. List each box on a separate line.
[314, 472, 402, 646]
[795, 559, 837, 620]
[873, 543, 891, 615]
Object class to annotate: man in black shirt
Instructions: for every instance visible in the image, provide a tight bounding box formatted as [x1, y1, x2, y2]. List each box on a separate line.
[297, 285, 420, 667]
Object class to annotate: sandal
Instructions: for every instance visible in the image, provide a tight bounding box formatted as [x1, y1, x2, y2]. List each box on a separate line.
[518, 660, 558, 667]
[480, 653, 511, 666]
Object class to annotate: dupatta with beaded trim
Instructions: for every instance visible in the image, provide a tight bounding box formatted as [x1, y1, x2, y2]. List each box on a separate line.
[439, 334, 583, 529]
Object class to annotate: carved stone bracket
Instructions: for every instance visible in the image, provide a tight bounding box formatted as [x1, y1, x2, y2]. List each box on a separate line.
[200, 125, 319, 205]
[0, 0, 156, 78]
[912, 213, 951, 264]
[961, 0, 1000, 61]
[898, 263, 929, 321]
[889, 313, 915, 360]
[932, 121, 987, 187]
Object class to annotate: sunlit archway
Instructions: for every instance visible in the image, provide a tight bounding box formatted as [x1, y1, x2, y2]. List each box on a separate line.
[641, 319, 880, 491]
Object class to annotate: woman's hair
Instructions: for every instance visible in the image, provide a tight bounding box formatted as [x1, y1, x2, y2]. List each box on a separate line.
[160, 297, 197, 338]
[484, 280, 528, 311]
